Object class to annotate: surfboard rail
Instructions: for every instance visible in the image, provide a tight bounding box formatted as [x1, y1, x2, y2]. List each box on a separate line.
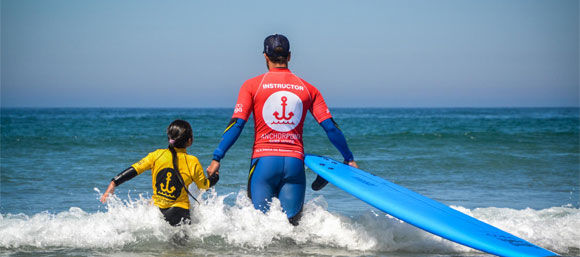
[304, 154, 559, 257]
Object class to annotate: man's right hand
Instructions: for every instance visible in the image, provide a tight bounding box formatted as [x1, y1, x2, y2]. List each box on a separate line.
[207, 160, 220, 177]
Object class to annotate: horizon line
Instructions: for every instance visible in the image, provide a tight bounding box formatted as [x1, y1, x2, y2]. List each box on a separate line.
[1, 106, 579, 109]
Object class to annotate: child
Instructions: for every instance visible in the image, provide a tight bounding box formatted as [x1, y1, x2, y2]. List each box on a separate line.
[100, 120, 219, 226]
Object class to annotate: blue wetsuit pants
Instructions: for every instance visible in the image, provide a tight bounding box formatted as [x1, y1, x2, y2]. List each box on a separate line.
[247, 156, 305, 221]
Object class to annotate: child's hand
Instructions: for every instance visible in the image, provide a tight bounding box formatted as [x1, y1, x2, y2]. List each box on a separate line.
[207, 160, 220, 177]
[100, 181, 116, 203]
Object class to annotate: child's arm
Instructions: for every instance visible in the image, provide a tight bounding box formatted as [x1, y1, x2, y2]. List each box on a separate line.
[101, 181, 116, 203]
[192, 158, 219, 190]
[100, 151, 156, 203]
[100, 166, 138, 203]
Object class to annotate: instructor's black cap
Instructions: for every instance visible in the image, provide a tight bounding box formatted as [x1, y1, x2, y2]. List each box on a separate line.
[263, 34, 290, 58]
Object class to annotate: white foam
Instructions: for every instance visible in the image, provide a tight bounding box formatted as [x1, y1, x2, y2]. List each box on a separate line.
[453, 205, 580, 254]
[0, 190, 578, 255]
[0, 193, 172, 249]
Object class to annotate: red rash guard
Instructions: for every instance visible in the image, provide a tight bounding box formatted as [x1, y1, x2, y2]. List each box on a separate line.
[232, 68, 332, 160]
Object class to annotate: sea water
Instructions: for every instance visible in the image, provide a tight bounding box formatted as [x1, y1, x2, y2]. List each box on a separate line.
[0, 108, 578, 256]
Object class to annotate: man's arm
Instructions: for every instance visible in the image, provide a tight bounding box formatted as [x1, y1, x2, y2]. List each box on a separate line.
[207, 118, 247, 174]
[306, 82, 358, 191]
[212, 118, 247, 162]
[319, 118, 355, 163]
[207, 79, 254, 174]
[312, 118, 358, 191]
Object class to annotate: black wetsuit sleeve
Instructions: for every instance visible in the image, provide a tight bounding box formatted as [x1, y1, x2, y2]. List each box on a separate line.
[112, 166, 138, 186]
[207, 173, 219, 187]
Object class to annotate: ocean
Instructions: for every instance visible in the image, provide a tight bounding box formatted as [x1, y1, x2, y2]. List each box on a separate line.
[1, 108, 579, 256]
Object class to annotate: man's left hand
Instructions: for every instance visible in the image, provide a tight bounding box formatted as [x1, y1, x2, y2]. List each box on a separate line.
[347, 160, 358, 169]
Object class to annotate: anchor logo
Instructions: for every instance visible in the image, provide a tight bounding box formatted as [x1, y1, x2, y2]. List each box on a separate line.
[272, 96, 295, 123]
[155, 168, 182, 200]
[160, 172, 176, 193]
[262, 91, 303, 132]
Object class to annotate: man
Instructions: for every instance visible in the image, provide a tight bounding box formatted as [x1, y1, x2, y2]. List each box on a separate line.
[207, 34, 357, 225]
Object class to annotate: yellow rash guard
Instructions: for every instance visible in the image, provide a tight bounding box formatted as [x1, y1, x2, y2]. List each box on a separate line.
[131, 148, 211, 209]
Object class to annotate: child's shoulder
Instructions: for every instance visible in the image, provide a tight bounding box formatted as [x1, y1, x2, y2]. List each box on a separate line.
[146, 149, 200, 163]
[146, 149, 170, 159]
[151, 148, 169, 154]
[185, 153, 202, 164]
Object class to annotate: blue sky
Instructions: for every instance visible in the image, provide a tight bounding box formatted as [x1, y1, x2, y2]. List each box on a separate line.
[1, 0, 578, 108]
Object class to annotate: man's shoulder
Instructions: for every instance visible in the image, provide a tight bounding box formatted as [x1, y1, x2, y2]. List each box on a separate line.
[295, 76, 321, 95]
[243, 73, 267, 85]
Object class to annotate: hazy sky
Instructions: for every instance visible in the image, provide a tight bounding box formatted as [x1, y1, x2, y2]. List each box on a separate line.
[1, 0, 578, 108]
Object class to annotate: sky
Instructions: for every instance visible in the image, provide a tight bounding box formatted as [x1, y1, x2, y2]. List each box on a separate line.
[1, 0, 578, 108]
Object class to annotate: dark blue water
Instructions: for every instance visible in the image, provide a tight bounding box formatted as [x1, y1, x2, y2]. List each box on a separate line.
[1, 108, 579, 256]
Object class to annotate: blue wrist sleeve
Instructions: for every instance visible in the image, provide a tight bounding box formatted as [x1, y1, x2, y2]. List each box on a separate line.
[320, 118, 354, 162]
[213, 118, 246, 161]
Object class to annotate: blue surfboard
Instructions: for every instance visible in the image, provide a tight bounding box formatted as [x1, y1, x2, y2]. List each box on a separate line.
[304, 154, 558, 257]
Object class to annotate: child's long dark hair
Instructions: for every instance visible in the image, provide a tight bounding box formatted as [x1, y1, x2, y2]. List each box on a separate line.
[166, 120, 199, 204]
[167, 119, 193, 170]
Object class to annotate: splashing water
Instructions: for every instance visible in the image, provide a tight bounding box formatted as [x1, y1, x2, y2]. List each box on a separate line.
[1, 189, 578, 256]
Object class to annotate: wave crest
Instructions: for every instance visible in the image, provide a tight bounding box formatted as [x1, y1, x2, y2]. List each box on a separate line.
[0, 190, 578, 255]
